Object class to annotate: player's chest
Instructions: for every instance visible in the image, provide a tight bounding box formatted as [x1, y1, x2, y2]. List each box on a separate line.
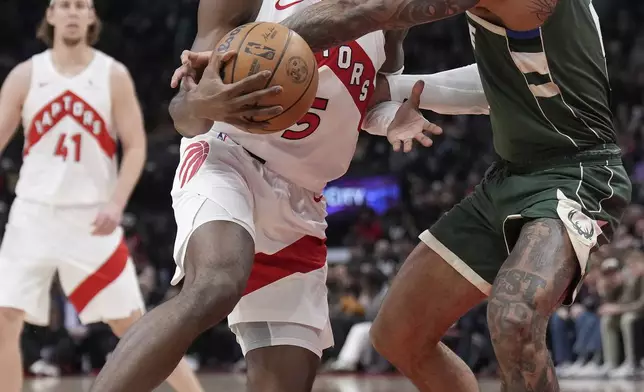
[25, 79, 111, 127]
[23, 86, 112, 162]
[258, 0, 321, 22]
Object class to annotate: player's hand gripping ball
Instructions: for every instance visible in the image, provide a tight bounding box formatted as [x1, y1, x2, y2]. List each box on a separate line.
[217, 22, 319, 133]
[170, 23, 318, 133]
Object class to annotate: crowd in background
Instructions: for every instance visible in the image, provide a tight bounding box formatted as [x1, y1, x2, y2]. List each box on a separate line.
[2, 0, 644, 381]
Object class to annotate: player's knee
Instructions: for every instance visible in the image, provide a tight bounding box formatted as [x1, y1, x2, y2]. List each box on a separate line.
[371, 312, 417, 363]
[369, 320, 389, 356]
[0, 307, 24, 342]
[179, 221, 255, 328]
[486, 298, 546, 361]
[180, 273, 246, 328]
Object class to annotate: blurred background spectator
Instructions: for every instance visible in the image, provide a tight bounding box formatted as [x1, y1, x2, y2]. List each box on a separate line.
[1, 0, 644, 380]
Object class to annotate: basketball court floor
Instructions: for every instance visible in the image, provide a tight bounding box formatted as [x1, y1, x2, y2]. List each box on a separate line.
[24, 374, 644, 392]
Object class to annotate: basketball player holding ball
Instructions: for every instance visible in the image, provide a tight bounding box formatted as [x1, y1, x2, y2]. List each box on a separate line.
[90, 0, 490, 391]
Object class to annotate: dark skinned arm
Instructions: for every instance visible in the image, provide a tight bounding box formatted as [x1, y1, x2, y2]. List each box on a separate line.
[169, 0, 262, 136]
[368, 29, 408, 109]
[281, 0, 480, 52]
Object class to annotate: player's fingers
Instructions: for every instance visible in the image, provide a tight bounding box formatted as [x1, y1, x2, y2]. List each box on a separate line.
[403, 138, 414, 153]
[220, 51, 237, 64]
[181, 76, 197, 91]
[94, 220, 116, 236]
[202, 51, 230, 79]
[180, 50, 193, 64]
[91, 213, 104, 227]
[392, 140, 402, 152]
[414, 133, 433, 147]
[187, 50, 217, 67]
[91, 222, 106, 235]
[228, 71, 274, 95]
[230, 85, 283, 106]
[171, 64, 194, 88]
[236, 104, 284, 118]
[423, 120, 443, 135]
[409, 80, 424, 108]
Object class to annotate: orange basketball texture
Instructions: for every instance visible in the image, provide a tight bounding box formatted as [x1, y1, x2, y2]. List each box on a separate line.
[216, 22, 319, 133]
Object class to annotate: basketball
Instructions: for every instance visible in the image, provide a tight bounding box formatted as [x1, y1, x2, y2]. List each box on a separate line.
[215, 22, 319, 133]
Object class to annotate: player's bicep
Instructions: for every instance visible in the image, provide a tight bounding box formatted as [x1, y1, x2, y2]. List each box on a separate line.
[193, 0, 263, 51]
[0, 61, 31, 136]
[110, 63, 146, 149]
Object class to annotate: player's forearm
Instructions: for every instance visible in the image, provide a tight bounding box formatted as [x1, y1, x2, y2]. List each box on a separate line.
[388, 64, 489, 115]
[169, 88, 212, 138]
[111, 145, 146, 210]
[280, 0, 479, 52]
[362, 64, 488, 136]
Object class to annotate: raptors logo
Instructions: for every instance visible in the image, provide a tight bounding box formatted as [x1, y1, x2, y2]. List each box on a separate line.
[179, 141, 210, 188]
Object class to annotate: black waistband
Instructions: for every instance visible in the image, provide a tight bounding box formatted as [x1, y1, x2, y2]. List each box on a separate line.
[500, 144, 622, 174]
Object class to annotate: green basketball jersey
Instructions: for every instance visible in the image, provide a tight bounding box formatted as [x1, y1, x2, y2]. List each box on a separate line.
[466, 0, 616, 163]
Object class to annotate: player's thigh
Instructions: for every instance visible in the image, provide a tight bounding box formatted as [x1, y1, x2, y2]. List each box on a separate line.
[486, 218, 578, 363]
[232, 322, 323, 392]
[498, 162, 631, 306]
[373, 193, 506, 350]
[57, 233, 145, 325]
[171, 135, 260, 291]
[0, 218, 56, 327]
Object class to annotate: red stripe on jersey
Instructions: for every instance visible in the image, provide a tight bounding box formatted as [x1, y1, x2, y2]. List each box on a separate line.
[315, 41, 377, 129]
[244, 235, 327, 295]
[68, 239, 130, 313]
[179, 141, 210, 187]
[24, 90, 115, 158]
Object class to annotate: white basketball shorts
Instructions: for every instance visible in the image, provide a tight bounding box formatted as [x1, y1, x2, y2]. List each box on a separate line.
[171, 132, 333, 357]
[0, 198, 145, 326]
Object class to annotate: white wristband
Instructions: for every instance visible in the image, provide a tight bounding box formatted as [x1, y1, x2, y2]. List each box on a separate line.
[379, 66, 404, 76]
[362, 101, 402, 137]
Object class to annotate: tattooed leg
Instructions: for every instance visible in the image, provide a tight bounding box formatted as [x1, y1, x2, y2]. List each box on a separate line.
[487, 218, 578, 392]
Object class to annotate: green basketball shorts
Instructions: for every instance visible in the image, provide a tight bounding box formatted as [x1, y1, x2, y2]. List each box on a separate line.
[422, 149, 631, 304]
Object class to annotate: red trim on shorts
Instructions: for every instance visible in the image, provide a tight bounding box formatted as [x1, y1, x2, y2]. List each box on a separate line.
[244, 235, 327, 295]
[68, 239, 130, 313]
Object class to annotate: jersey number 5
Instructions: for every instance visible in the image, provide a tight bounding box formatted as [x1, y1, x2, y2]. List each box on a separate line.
[54, 133, 82, 162]
[281, 98, 329, 140]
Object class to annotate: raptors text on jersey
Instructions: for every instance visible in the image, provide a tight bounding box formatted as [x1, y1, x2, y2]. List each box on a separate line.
[208, 0, 386, 193]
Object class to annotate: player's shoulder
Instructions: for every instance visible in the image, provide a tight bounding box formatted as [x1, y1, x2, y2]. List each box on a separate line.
[2, 59, 33, 100]
[8, 59, 33, 82]
[104, 55, 133, 90]
[109, 60, 130, 78]
[105, 57, 136, 98]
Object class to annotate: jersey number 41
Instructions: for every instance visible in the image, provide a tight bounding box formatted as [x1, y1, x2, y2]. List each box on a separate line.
[54, 133, 82, 162]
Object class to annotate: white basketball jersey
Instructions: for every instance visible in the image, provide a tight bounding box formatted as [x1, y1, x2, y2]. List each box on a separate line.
[210, 0, 386, 193]
[18, 49, 118, 206]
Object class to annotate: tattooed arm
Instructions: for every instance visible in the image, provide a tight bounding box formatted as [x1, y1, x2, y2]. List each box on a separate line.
[527, 0, 558, 23]
[281, 0, 480, 52]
